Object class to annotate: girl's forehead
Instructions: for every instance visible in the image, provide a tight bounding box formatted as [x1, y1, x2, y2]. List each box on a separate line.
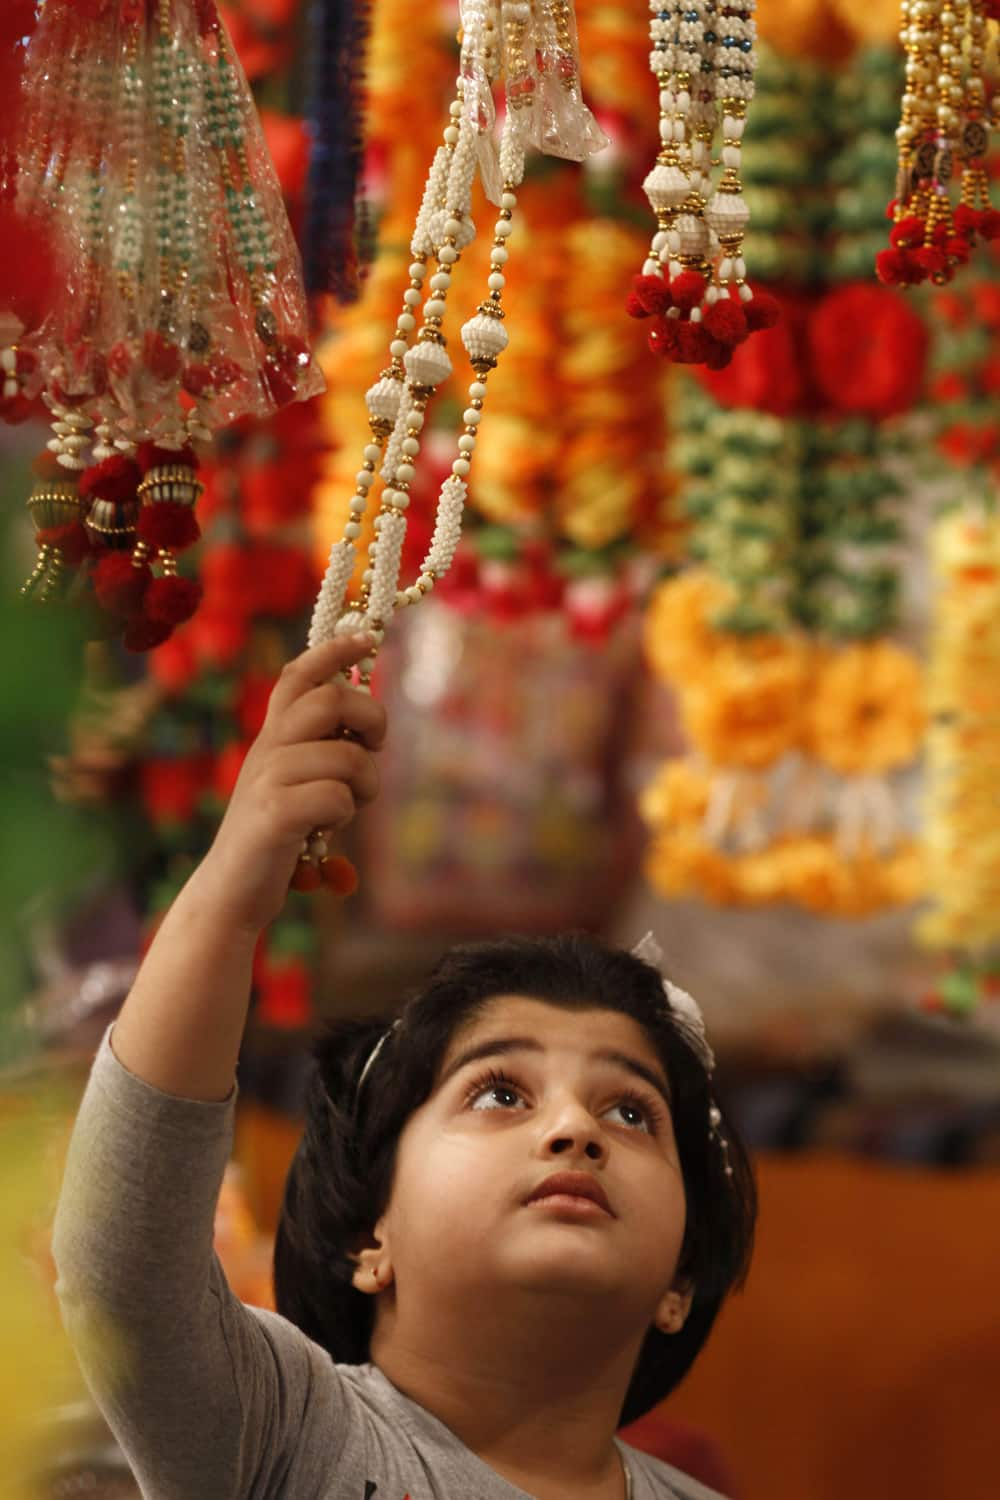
[436, 993, 666, 1083]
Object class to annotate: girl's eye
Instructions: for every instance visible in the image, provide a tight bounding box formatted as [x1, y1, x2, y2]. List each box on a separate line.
[463, 1068, 662, 1135]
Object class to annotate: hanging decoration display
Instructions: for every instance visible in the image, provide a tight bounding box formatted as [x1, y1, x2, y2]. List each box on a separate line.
[5, 0, 322, 650]
[296, 0, 608, 888]
[878, 0, 1000, 289]
[626, 0, 780, 370]
[640, 47, 926, 917]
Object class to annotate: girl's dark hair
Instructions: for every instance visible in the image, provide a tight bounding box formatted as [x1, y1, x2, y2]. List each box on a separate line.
[273, 933, 756, 1426]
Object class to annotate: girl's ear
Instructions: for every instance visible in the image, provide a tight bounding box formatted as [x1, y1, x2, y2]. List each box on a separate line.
[349, 1218, 393, 1295]
[653, 1279, 693, 1335]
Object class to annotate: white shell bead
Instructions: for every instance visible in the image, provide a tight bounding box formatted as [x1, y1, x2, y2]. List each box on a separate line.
[458, 434, 476, 452]
[364, 443, 382, 462]
[452, 458, 471, 476]
[463, 408, 482, 424]
[430, 272, 451, 291]
[469, 381, 487, 399]
[461, 313, 509, 360]
[491, 246, 509, 265]
[396, 313, 416, 332]
[402, 437, 420, 455]
[501, 192, 517, 209]
[439, 244, 458, 263]
[404, 342, 453, 385]
[404, 288, 421, 306]
[409, 262, 426, 280]
[395, 462, 416, 483]
[488, 272, 505, 290]
[390, 339, 408, 358]
[424, 299, 447, 319]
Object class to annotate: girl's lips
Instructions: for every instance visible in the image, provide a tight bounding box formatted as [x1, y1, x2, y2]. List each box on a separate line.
[525, 1193, 613, 1218]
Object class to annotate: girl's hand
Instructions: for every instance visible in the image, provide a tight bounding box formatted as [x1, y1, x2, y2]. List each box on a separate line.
[197, 634, 386, 934]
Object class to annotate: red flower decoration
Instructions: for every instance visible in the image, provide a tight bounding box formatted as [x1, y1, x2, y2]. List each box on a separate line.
[807, 282, 928, 421]
[139, 754, 212, 825]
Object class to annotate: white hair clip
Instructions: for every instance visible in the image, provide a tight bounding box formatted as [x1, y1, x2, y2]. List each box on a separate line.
[631, 931, 716, 1074]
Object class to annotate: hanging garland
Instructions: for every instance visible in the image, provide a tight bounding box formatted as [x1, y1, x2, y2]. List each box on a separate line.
[639, 46, 927, 916]
[878, 0, 1000, 289]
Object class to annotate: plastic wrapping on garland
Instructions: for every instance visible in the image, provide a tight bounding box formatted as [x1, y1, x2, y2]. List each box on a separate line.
[5, 0, 323, 651]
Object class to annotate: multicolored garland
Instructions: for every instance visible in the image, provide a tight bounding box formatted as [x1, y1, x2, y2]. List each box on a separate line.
[4, 0, 321, 650]
[878, 0, 1000, 288]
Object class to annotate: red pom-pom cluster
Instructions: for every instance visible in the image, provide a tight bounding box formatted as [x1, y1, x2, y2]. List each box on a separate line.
[879, 198, 1000, 289]
[28, 447, 208, 652]
[628, 270, 778, 371]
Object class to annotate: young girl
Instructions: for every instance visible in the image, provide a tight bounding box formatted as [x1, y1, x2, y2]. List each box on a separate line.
[53, 633, 756, 1500]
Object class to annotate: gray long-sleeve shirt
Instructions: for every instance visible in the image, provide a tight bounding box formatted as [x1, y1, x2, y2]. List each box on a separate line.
[51, 1025, 729, 1500]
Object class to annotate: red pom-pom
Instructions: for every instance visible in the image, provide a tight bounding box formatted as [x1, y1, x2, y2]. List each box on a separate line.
[137, 442, 198, 474]
[144, 575, 203, 626]
[647, 317, 679, 359]
[743, 287, 781, 331]
[79, 455, 141, 504]
[674, 321, 712, 364]
[290, 860, 323, 893]
[913, 246, 949, 278]
[123, 617, 174, 653]
[320, 855, 359, 896]
[37, 520, 90, 567]
[633, 273, 672, 316]
[137, 500, 201, 552]
[31, 450, 64, 481]
[703, 339, 734, 371]
[93, 552, 151, 616]
[876, 248, 915, 287]
[702, 298, 748, 347]
[669, 270, 707, 313]
[889, 215, 925, 249]
[954, 204, 981, 240]
[978, 208, 1000, 241]
[626, 290, 649, 319]
[946, 236, 971, 265]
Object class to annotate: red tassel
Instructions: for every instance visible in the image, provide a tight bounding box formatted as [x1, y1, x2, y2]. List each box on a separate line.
[144, 575, 202, 626]
[889, 215, 925, 249]
[137, 442, 198, 473]
[875, 248, 915, 286]
[94, 552, 151, 616]
[674, 322, 712, 364]
[702, 298, 748, 347]
[913, 246, 949, 278]
[122, 617, 174, 652]
[37, 520, 90, 567]
[953, 204, 981, 239]
[633, 274, 672, 316]
[320, 855, 359, 896]
[978, 209, 1000, 241]
[648, 318, 679, 358]
[626, 290, 650, 319]
[80, 455, 142, 504]
[137, 500, 201, 552]
[743, 288, 781, 330]
[703, 338, 734, 371]
[669, 271, 706, 313]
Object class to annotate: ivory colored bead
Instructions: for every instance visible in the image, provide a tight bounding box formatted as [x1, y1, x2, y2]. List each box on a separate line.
[402, 437, 420, 455]
[393, 492, 410, 510]
[408, 409, 425, 429]
[424, 299, 446, 319]
[395, 463, 416, 482]
[364, 444, 382, 462]
[408, 262, 426, 280]
[444, 126, 459, 144]
[390, 339, 408, 357]
[501, 192, 517, 209]
[430, 272, 451, 290]
[438, 244, 458, 263]
[452, 457, 471, 476]
[490, 245, 508, 264]
[403, 288, 421, 306]
[444, 218, 463, 237]
[449, 100, 463, 117]
[488, 272, 505, 290]
[350, 496, 367, 514]
[396, 313, 416, 332]
[344, 522, 362, 539]
[494, 220, 513, 238]
[469, 381, 487, 399]
[463, 407, 482, 424]
[356, 470, 375, 487]
[458, 434, 476, 452]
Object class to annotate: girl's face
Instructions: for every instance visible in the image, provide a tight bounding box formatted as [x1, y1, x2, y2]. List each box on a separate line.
[362, 995, 690, 1329]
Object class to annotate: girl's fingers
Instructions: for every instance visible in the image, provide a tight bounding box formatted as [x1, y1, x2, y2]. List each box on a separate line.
[268, 740, 380, 806]
[270, 780, 358, 838]
[270, 681, 387, 752]
[265, 636, 375, 723]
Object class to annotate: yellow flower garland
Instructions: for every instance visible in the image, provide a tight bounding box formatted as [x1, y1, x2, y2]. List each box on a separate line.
[918, 508, 1000, 952]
